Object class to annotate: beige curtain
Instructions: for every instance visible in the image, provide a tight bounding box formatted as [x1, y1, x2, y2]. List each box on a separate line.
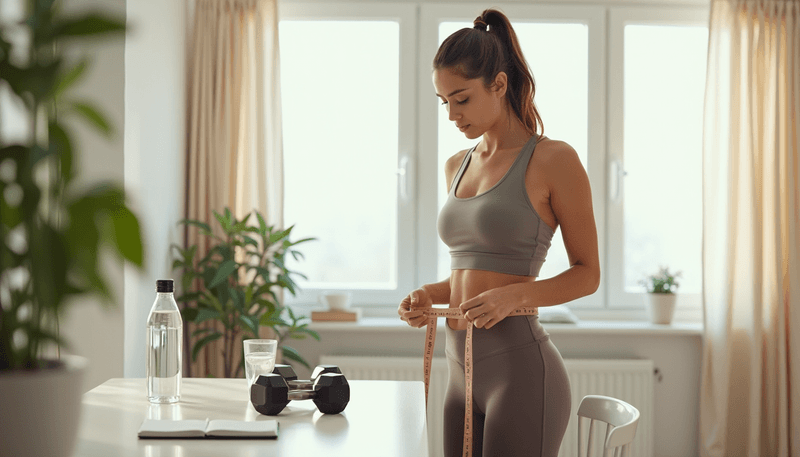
[184, 0, 284, 378]
[700, 0, 799, 455]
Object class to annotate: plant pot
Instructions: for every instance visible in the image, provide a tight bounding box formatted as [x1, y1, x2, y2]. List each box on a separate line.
[644, 293, 677, 325]
[0, 354, 88, 457]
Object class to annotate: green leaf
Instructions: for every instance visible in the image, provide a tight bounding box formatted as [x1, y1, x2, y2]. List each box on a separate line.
[179, 219, 212, 234]
[69, 100, 112, 136]
[280, 345, 310, 370]
[52, 15, 126, 39]
[299, 327, 321, 341]
[208, 260, 236, 289]
[268, 226, 293, 245]
[109, 206, 144, 267]
[213, 210, 229, 232]
[54, 59, 88, 98]
[195, 308, 221, 324]
[276, 275, 298, 295]
[201, 290, 224, 313]
[230, 288, 244, 312]
[232, 213, 252, 232]
[256, 212, 268, 235]
[180, 307, 199, 322]
[238, 315, 258, 336]
[214, 284, 231, 312]
[253, 266, 271, 280]
[48, 122, 73, 184]
[253, 284, 273, 300]
[1, 59, 61, 103]
[192, 332, 222, 362]
[192, 327, 214, 337]
[259, 312, 284, 328]
[289, 237, 317, 246]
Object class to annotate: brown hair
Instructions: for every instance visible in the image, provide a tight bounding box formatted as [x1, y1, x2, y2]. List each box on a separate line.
[433, 8, 544, 137]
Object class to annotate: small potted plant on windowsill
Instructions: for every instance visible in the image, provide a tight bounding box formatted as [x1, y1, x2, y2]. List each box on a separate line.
[638, 266, 681, 325]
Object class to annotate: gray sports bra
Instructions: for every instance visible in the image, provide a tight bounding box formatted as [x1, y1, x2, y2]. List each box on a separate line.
[437, 135, 555, 277]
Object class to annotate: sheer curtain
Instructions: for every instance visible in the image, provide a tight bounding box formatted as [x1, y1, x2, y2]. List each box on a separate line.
[184, 0, 283, 377]
[700, 0, 799, 455]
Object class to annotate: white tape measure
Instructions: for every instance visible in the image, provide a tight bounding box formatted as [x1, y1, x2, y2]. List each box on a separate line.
[419, 305, 538, 457]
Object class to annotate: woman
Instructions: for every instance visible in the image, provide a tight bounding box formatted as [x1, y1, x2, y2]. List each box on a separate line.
[397, 8, 600, 457]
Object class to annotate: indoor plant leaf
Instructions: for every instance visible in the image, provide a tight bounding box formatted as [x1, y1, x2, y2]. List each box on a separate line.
[208, 260, 236, 289]
[68, 100, 112, 136]
[192, 332, 222, 362]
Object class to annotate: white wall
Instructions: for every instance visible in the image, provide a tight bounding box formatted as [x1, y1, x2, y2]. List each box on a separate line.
[123, 0, 187, 378]
[58, 0, 127, 393]
[56, 0, 186, 390]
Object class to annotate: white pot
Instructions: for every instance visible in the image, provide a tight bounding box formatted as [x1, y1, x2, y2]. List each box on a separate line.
[645, 293, 677, 324]
[0, 354, 88, 457]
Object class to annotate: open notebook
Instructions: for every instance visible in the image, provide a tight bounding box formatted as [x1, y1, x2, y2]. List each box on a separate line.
[137, 419, 279, 439]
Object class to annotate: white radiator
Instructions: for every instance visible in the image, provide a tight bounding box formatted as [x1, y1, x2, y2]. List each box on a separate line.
[319, 356, 653, 457]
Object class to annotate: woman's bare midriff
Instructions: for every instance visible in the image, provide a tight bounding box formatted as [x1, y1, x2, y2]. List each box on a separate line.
[446, 269, 538, 330]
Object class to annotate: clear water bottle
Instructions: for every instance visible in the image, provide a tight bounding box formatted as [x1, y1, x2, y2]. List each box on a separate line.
[146, 279, 183, 403]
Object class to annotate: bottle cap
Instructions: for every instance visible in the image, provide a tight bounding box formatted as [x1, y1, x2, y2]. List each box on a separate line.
[156, 279, 174, 293]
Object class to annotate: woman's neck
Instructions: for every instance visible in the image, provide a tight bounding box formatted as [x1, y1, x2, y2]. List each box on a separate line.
[479, 113, 533, 156]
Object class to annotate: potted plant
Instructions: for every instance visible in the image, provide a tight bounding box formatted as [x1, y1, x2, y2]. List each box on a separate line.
[638, 266, 682, 324]
[0, 2, 143, 456]
[172, 208, 320, 378]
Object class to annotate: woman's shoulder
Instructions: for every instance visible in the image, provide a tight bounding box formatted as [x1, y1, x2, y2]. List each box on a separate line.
[443, 147, 473, 193]
[444, 147, 473, 174]
[533, 137, 583, 174]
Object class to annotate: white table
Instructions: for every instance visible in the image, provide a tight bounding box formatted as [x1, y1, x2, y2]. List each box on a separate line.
[75, 378, 429, 457]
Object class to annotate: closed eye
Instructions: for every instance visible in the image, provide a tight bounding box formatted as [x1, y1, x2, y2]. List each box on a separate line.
[440, 98, 469, 106]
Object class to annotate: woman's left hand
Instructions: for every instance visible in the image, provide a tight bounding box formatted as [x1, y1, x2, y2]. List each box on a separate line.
[459, 285, 521, 330]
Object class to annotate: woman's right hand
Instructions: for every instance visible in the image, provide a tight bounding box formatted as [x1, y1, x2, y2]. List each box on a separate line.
[398, 288, 433, 328]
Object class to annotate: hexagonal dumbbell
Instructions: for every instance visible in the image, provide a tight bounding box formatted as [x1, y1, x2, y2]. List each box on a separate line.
[272, 364, 342, 391]
[250, 371, 350, 415]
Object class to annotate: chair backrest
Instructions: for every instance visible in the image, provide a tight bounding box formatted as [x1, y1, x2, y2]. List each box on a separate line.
[577, 395, 640, 457]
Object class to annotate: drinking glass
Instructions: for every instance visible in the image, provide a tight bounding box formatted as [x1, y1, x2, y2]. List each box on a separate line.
[243, 339, 278, 386]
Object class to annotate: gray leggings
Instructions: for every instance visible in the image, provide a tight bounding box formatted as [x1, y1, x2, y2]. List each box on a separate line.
[444, 314, 571, 457]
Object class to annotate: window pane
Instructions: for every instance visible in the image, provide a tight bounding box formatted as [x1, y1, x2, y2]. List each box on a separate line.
[280, 21, 399, 289]
[436, 22, 588, 281]
[623, 25, 707, 294]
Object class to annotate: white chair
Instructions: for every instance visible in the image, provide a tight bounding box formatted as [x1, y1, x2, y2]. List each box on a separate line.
[577, 394, 640, 457]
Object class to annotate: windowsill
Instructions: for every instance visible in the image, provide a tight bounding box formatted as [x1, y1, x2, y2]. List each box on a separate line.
[301, 314, 704, 337]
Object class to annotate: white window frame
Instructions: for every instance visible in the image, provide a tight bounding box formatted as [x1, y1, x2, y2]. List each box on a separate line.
[607, 6, 708, 322]
[279, 0, 710, 322]
[279, 2, 418, 306]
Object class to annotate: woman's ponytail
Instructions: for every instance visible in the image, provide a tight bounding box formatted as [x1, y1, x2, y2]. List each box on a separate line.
[434, 8, 544, 137]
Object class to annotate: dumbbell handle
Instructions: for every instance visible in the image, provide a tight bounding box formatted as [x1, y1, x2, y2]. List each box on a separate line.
[287, 389, 316, 401]
[287, 380, 314, 390]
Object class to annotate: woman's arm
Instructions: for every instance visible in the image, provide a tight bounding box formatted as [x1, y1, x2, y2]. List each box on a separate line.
[422, 277, 452, 305]
[517, 141, 600, 307]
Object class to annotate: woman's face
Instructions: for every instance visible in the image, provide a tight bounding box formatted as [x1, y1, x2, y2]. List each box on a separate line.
[432, 67, 506, 140]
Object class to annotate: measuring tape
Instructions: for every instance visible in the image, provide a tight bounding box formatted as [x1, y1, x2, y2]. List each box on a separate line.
[418, 305, 539, 457]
